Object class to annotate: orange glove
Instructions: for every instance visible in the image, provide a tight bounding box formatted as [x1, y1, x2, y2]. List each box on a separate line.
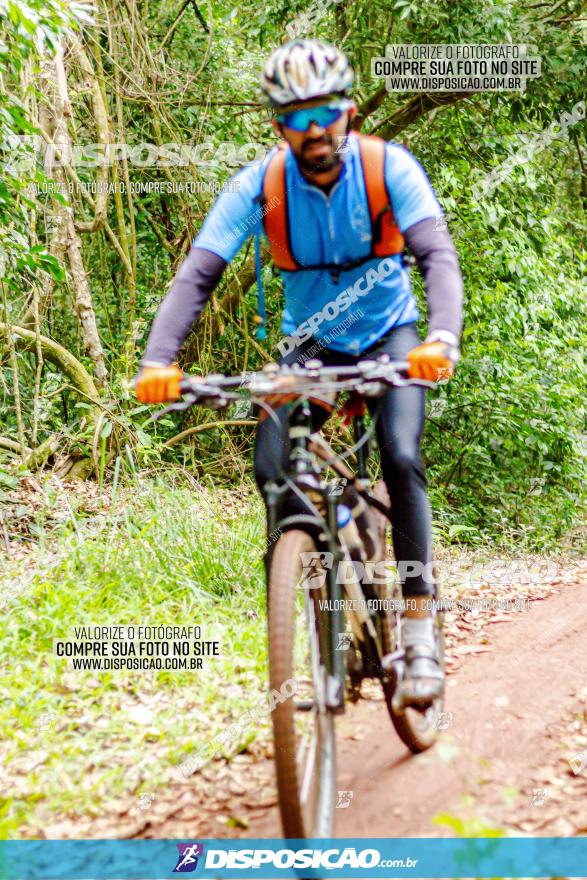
[407, 341, 456, 382]
[134, 364, 183, 403]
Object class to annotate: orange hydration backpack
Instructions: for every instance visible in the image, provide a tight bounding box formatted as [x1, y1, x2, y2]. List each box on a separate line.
[253, 131, 405, 338]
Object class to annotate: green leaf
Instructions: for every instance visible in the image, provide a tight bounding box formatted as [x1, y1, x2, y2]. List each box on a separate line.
[135, 428, 152, 448]
[0, 470, 19, 489]
[448, 524, 478, 538]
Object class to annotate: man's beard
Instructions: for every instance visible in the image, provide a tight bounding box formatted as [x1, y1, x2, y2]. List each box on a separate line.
[293, 133, 343, 174]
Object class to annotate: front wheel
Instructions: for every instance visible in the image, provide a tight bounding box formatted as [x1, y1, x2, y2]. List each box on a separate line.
[267, 529, 336, 838]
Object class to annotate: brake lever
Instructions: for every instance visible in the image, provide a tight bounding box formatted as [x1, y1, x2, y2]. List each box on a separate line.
[147, 393, 199, 423]
[147, 386, 244, 423]
[393, 376, 438, 389]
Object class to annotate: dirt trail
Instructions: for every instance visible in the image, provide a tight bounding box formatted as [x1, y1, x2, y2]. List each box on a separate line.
[239, 580, 587, 839]
[49, 573, 587, 842]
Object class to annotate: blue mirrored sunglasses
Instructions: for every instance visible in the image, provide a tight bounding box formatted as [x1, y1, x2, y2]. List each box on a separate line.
[276, 100, 352, 132]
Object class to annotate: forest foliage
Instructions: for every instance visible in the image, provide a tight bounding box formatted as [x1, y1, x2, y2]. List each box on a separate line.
[0, 0, 585, 548]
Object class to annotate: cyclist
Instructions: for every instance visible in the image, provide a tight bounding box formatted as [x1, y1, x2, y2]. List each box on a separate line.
[135, 40, 463, 707]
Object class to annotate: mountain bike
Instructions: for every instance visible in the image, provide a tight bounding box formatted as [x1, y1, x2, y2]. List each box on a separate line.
[155, 355, 445, 839]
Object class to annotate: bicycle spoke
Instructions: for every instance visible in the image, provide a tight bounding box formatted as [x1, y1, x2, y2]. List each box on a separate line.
[298, 726, 318, 806]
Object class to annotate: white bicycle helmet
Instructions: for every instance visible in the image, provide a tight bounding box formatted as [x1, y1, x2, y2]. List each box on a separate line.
[260, 39, 354, 107]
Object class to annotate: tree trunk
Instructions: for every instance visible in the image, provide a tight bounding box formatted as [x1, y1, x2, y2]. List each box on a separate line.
[39, 46, 109, 388]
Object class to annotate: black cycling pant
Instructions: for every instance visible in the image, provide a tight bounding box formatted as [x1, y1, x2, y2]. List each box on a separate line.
[254, 322, 433, 596]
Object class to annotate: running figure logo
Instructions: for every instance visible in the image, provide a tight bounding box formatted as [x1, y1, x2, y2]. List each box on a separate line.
[173, 843, 204, 873]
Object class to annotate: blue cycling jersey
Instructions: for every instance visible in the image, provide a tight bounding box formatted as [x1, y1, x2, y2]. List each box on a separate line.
[195, 136, 442, 355]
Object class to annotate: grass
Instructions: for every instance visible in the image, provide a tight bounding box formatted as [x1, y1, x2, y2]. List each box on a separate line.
[0, 465, 582, 839]
[0, 470, 270, 838]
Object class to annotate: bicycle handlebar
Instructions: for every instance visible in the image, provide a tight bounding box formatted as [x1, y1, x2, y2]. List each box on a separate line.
[150, 355, 436, 420]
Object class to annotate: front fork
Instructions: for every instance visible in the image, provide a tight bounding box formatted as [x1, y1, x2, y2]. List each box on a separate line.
[325, 491, 346, 713]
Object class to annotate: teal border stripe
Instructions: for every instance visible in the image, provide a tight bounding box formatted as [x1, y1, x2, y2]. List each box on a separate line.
[1, 837, 586, 879]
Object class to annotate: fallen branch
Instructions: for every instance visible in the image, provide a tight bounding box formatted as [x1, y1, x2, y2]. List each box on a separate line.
[0, 324, 101, 405]
[0, 437, 32, 455]
[25, 435, 62, 471]
[0, 323, 102, 473]
[162, 419, 257, 448]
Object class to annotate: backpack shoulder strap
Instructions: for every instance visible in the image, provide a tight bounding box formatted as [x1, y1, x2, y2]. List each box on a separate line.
[260, 135, 404, 272]
[261, 142, 299, 271]
[355, 133, 405, 256]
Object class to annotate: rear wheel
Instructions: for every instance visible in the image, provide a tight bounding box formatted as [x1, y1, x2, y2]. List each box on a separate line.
[267, 529, 336, 838]
[372, 479, 445, 753]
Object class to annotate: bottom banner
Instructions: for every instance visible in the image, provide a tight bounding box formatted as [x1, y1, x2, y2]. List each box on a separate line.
[0, 837, 586, 879]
